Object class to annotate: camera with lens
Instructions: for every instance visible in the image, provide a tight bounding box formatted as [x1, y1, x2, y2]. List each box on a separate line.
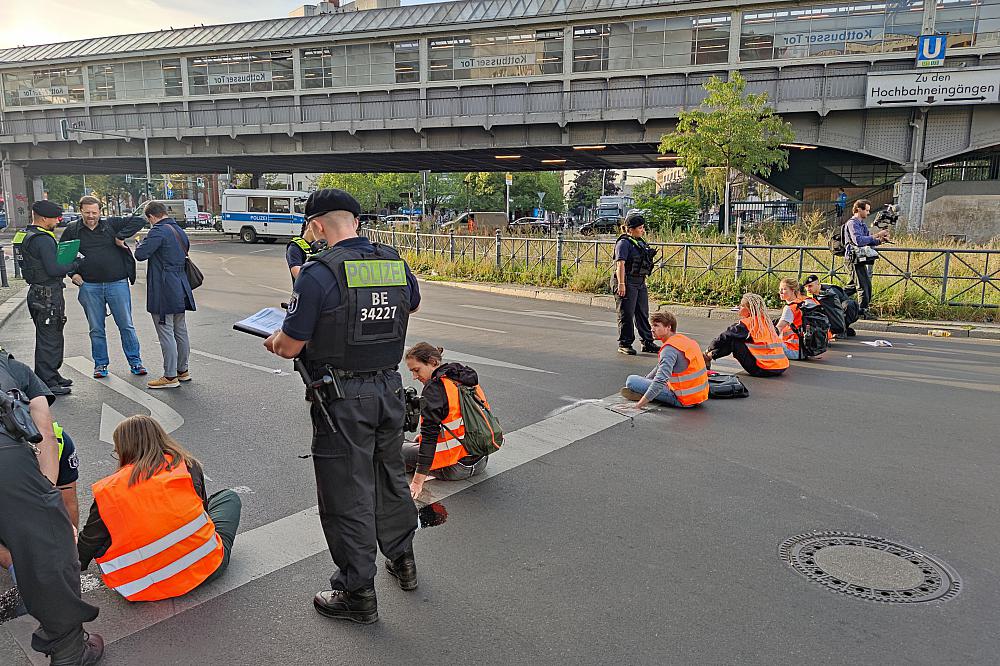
[403, 386, 423, 433]
[0, 388, 42, 444]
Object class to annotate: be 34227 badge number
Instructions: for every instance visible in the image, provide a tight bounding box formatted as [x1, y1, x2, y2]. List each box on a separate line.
[360, 291, 397, 321]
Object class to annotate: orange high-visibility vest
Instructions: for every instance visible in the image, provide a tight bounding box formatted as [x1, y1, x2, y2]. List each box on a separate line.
[781, 300, 805, 353]
[740, 317, 790, 371]
[662, 333, 709, 406]
[93, 460, 223, 602]
[428, 376, 489, 470]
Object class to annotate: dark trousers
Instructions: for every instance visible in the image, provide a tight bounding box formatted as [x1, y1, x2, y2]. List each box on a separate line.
[311, 371, 417, 593]
[848, 260, 874, 314]
[26, 284, 66, 386]
[709, 337, 785, 378]
[0, 443, 99, 656]
[199, 489, 242, 587]
[616, 278, 653, 347]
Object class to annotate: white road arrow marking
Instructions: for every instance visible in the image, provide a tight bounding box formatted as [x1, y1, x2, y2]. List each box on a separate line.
[64, 357, 184, 435]
[98, 403, 128, 445]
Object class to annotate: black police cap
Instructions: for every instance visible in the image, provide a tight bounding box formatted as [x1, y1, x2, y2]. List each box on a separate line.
[803, 274, 820, 286]
[625, 213, 647, 229]
[31, 200, 63, 219]
[305, 189, 361, 221]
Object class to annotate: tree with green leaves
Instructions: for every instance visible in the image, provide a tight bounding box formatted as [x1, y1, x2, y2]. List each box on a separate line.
[659, 71, 794, 234]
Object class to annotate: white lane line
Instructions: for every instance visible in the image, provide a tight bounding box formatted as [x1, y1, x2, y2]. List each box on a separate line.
[190, 349, 289, 375]
[4, 394, 640, 654]
[411, 316, 507, 334]
[460, 303, 615, 328]
[250, 248, 272, 254]
[255, 283, 291, 295]
[444, 350, 555, 374]
[64, 357, 184, 434]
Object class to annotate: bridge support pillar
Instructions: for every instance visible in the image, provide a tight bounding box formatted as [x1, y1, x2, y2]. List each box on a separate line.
[0, 157, 31, 230]
[899, 171, 927, 233]
[31, 177, 44, 202]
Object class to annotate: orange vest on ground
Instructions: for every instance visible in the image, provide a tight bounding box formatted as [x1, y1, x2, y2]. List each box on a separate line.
[92, 459, 224, 602]
[740, 316, 790, 371]
[781, 300, 805, 353]
[428, 376, 489, 470]
[662, 333, 710, 406]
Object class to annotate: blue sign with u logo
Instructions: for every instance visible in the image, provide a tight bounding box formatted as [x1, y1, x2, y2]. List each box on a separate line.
[917, 34, 946, 67]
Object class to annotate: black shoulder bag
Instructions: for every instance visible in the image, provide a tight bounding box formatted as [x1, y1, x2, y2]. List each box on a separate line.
[165, 224, 204, 290]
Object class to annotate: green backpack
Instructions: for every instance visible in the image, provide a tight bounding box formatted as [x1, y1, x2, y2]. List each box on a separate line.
[441, 379, 504, 457]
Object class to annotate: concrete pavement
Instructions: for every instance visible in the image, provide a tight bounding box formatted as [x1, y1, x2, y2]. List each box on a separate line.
[1, 236, 998, 665]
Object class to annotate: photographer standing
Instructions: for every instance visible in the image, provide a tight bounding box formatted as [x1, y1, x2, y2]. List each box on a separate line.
[0, 346, 102, 664]
[844, 199, 889, 318]
[265, 189, 420, 624]
[614, 214, 658, 356]
[402, 343, 489, 500]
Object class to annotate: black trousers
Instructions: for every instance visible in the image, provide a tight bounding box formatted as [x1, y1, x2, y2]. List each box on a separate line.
[0, 443, 98, 656]
[310, 371, 417, 593]
[848, 260, 874, 314]
[709, 337, 785, 378]
[616, 278, 653, 347]
[26, 284, 66, 386]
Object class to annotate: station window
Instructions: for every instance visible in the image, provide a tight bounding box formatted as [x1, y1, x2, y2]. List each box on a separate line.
[394, 41, 420, 84]
[573, 16, 729, 72]
[1, 66, 85, 107]
[187, 50, 294, 96]
[248, 197, 269, 213]
[88, 58, 182, 102]
[739, 2, 924, 62]
[429, 29, 563, 81]
[977, 0, 1000, 46]
[301, 40, 396, 89]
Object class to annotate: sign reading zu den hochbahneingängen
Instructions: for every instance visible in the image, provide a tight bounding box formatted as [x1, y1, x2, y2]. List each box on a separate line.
[866, 67, 999, 107]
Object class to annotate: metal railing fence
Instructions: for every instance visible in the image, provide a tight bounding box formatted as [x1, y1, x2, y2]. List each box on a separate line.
[369, 228, 1000, 308]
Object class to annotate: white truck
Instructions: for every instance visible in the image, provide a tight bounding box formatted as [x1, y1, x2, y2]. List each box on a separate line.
[597, 195, 635, 221]
[132, 199, 198, 228]
[220, 189, 308, 243]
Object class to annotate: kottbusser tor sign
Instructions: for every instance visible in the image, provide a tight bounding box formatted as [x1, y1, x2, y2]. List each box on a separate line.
[865, 67, 1000, 107]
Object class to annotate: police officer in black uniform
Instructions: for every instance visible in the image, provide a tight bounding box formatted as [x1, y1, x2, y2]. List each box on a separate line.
[613, 213, 658, 355]
[12, 200, 74, 395]
[284, 221, 326, 286]
[0, 345, 103, 664]
[265, 189, 420, 624]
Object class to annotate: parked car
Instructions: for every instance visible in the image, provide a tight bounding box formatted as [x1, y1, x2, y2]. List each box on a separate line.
[196, 211, 212, 227]
[58, 211, 81, 228]
[358, 213, 381, 228]
[384, 215, 417, 228]
[440, 211, 508, 234]
[579, 216, 621, 236]
[507, 217, 551, 234]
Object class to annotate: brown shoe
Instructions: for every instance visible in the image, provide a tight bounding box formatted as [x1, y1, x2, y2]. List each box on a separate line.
[147, 376, 180, 389]
[176, 370, 192, 382]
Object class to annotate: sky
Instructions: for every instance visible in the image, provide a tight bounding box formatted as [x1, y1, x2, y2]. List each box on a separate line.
[0, 0, 440, 49]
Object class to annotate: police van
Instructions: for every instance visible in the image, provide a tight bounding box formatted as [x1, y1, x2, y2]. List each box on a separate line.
[221, 189, 307, 243]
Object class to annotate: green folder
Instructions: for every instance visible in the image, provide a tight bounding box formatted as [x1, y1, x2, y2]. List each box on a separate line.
[56, 239, 80, 265]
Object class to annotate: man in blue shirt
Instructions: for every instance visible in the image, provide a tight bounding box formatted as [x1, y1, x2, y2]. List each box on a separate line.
[265, 189, 420, 625]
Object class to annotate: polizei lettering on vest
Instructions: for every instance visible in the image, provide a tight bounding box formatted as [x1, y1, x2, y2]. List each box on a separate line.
[344, 260, 407, 288]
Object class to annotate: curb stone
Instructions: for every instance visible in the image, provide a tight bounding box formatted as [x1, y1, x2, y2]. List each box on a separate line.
[424, 278, 999, 341]
[0, 287, 28, 330]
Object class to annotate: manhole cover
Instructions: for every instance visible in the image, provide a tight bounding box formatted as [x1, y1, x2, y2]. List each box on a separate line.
[779, 532, 961, 604]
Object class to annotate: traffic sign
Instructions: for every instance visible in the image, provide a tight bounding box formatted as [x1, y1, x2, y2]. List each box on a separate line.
[865, 66, 999, 108]
[505, 173, 512, 186]
[917, 34, 946, 68]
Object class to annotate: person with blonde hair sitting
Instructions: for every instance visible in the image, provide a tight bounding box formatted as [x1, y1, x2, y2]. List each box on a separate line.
[703, 293, 789, 377]
[77, 415, 241, 601]
[776, 277, 808, 360]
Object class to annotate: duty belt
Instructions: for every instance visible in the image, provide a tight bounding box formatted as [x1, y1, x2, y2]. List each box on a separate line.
[330, 369, 388, 379]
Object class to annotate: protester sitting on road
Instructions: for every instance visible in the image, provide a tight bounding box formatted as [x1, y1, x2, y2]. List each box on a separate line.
[77, 415, 241, 601]
[776, 278, 808, 359]
[403, 342, 489, 499]
[703, 293, 789, 377]
[620, 311, 709, 409]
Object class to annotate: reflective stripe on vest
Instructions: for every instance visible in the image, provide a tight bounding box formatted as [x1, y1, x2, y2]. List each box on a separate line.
[53, 422, 64, 459]
[740, 317, 790, 371]
[93, 460, 224, 602]
[662, 333, 710, 406]
[290, 237, 313, 255]
[426, 377, 489, 470]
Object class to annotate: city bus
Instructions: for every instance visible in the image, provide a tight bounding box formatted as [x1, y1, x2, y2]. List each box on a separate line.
[220, 189, 307, 243]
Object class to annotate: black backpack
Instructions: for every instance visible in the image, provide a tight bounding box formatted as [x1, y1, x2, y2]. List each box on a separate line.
[816, 289, 847, 335]
[707, 372, 749, 399]
[791, 301, 831, 358]
[829, 223, 846, 256]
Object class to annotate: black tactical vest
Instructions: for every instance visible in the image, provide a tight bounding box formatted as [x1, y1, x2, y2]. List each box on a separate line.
[617, 234, 655, 278]
[12, 226, 59, 285]
[299, 243, 410, 373]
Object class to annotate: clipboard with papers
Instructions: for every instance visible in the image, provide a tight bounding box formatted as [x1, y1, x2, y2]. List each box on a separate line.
[233, 307, 286, 339]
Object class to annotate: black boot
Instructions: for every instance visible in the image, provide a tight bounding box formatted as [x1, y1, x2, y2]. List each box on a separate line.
[386, 552, 418, 591]
[313, 587, 378, 624]
[49, 631, 104, 666]
[640, 342, 660, 354]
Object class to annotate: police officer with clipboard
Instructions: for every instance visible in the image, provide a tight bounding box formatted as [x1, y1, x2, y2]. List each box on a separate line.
[265, 189, 420, 624]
